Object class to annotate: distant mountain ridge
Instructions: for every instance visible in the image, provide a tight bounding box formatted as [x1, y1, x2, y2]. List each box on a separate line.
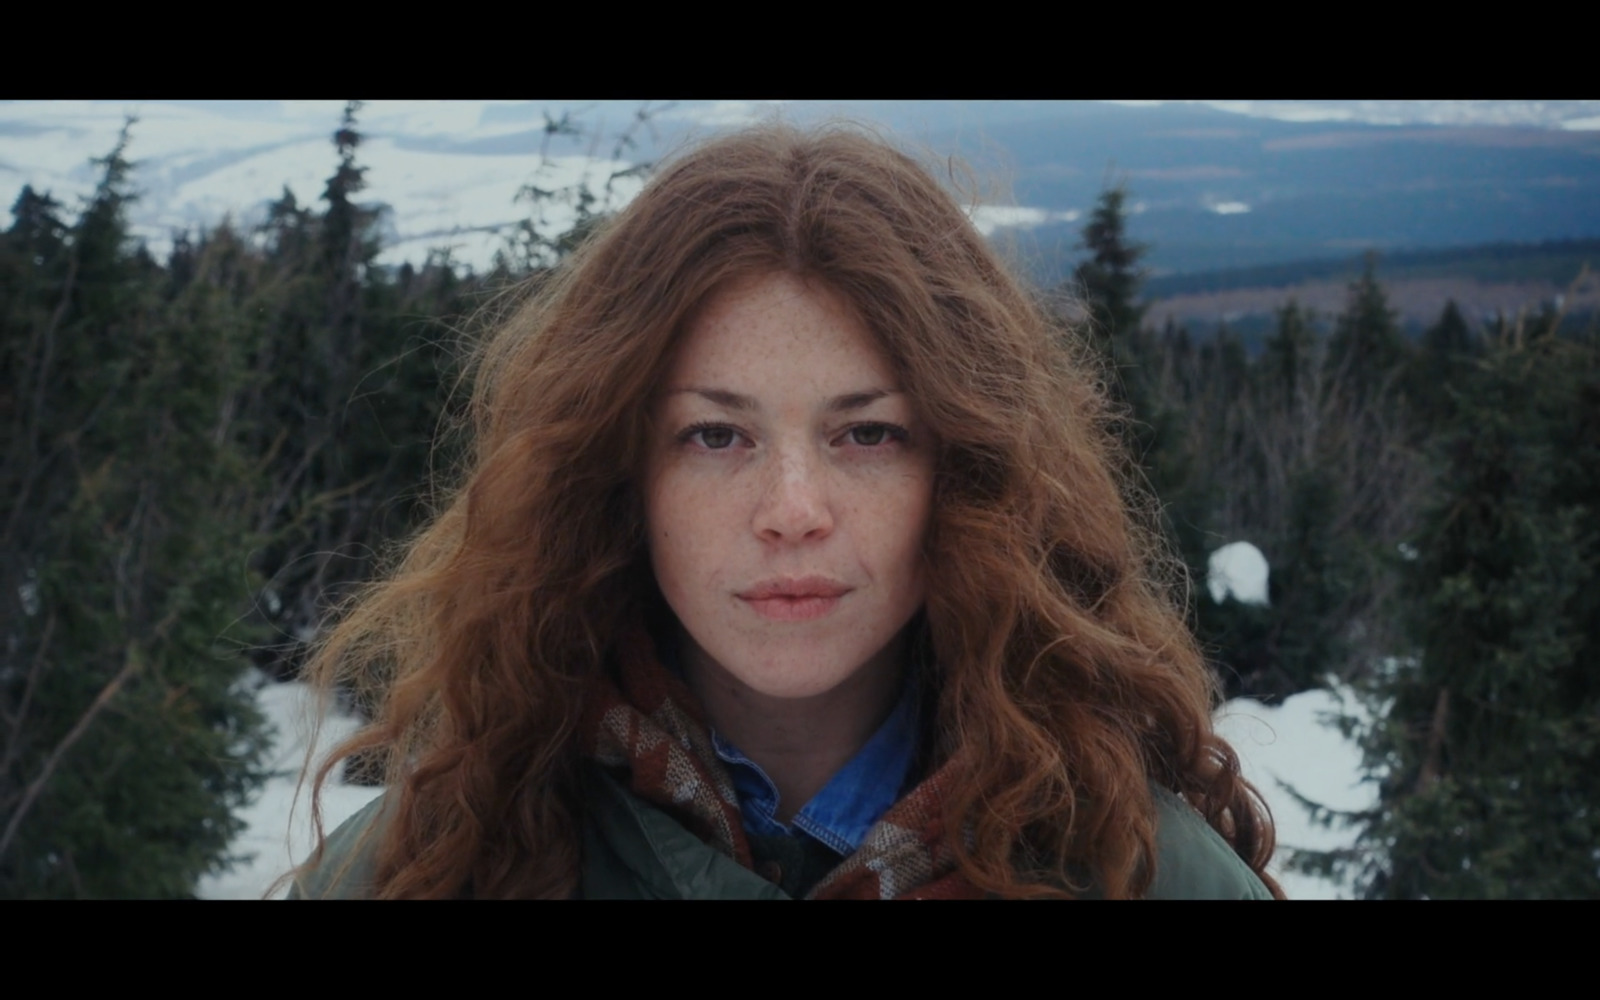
[1137, 238, 1600, 339]
[1143, 238, 1600, 299]
[4, 101, 1599, 276]
[902, 103, 1600, 280]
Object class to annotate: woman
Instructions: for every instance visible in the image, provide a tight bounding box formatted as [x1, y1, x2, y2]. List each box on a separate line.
[290, 123, 1281, 899]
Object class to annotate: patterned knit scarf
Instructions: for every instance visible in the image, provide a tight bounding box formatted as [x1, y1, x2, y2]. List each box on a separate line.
[579, 623, 982, 899]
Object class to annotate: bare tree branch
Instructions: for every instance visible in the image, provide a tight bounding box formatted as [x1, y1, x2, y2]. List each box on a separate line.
[0, 612, 56, 781]
[0, 608, 179, 864]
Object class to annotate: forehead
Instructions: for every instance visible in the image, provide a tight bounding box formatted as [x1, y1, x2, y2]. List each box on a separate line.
[663, 272, 896, 390]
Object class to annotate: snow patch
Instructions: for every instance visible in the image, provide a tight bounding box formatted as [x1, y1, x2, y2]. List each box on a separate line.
[968, 204, 1081, 236]
[667, 101, 787, 128]
[1203, 100, 1358, 124]
[1215, 682, 1375, 898]
[194, 677, 381, 899]
[1208, 541, 1270, 606]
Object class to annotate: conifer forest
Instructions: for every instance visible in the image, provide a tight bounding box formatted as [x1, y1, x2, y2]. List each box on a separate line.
[4, 103, 1597, 898]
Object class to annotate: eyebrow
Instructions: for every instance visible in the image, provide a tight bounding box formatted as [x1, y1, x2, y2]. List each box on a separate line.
[665, 387, 897, 413]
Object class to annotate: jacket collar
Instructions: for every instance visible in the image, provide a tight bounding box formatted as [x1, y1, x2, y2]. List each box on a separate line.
[580, 764, 789, 899]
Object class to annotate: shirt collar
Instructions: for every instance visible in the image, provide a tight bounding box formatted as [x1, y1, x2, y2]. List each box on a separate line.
[711, 680, 920, 856]
[656, 623, 923, 856]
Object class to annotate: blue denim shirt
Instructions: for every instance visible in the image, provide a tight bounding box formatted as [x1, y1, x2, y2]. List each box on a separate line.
[658, 628, 919, 857]
[711, 682, 919, 856]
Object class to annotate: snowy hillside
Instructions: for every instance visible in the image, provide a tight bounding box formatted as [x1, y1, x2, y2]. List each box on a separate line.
[0, 101, 651, 273]
[7, 100, 1599, 278]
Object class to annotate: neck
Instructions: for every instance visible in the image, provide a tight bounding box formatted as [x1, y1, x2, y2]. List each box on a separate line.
[681, 627, 906, 823]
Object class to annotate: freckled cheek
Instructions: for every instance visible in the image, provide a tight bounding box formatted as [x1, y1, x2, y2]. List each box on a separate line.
[647, 473, 734, 587]
[856, 487, 934, 584]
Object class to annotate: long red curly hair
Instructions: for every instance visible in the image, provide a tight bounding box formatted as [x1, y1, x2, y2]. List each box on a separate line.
[298, 122, 1281, 899]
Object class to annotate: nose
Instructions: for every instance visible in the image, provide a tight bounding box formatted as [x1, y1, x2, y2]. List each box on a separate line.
[752, 445, 834, 543]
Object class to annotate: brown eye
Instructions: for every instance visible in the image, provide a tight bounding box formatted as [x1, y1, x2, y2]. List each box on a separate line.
[696, 426, 736, 449]
[849, 424, 889, 446]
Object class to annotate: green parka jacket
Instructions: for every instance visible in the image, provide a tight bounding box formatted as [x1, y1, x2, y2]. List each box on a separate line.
[289, 765, 1274, 899]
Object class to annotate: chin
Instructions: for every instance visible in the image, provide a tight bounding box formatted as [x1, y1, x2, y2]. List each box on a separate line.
[720, 640, 884, 701]
[741, 676, 856, 702]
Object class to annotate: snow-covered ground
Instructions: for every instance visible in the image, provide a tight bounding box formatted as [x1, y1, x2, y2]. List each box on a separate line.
[195, 676, 382, 899]
[1216, 686, 1372, 898]
[1203, 540, 1374, 897]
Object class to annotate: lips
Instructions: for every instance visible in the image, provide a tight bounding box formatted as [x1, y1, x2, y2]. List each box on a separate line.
[737, 577, 852, 622]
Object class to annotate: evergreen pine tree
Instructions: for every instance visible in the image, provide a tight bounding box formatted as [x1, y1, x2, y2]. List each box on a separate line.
[320, 100, 380, 280]
[1073, 186, 1148, 352]
[0, 125, 270, 897]
[1328, 252, 1410, 409]
[233, 103, 482, 701]
[1068, 187, 1197, 551]
[1329, 326, 1600, 898]
[1405, 300, 1480, 435]
[1067, 189, 1310, 701]
[1258, 300, 1316, 414]
[1199, 305, 1361, 701]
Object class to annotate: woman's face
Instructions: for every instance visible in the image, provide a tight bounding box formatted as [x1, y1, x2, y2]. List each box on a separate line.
[644, 271, 936, 702]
